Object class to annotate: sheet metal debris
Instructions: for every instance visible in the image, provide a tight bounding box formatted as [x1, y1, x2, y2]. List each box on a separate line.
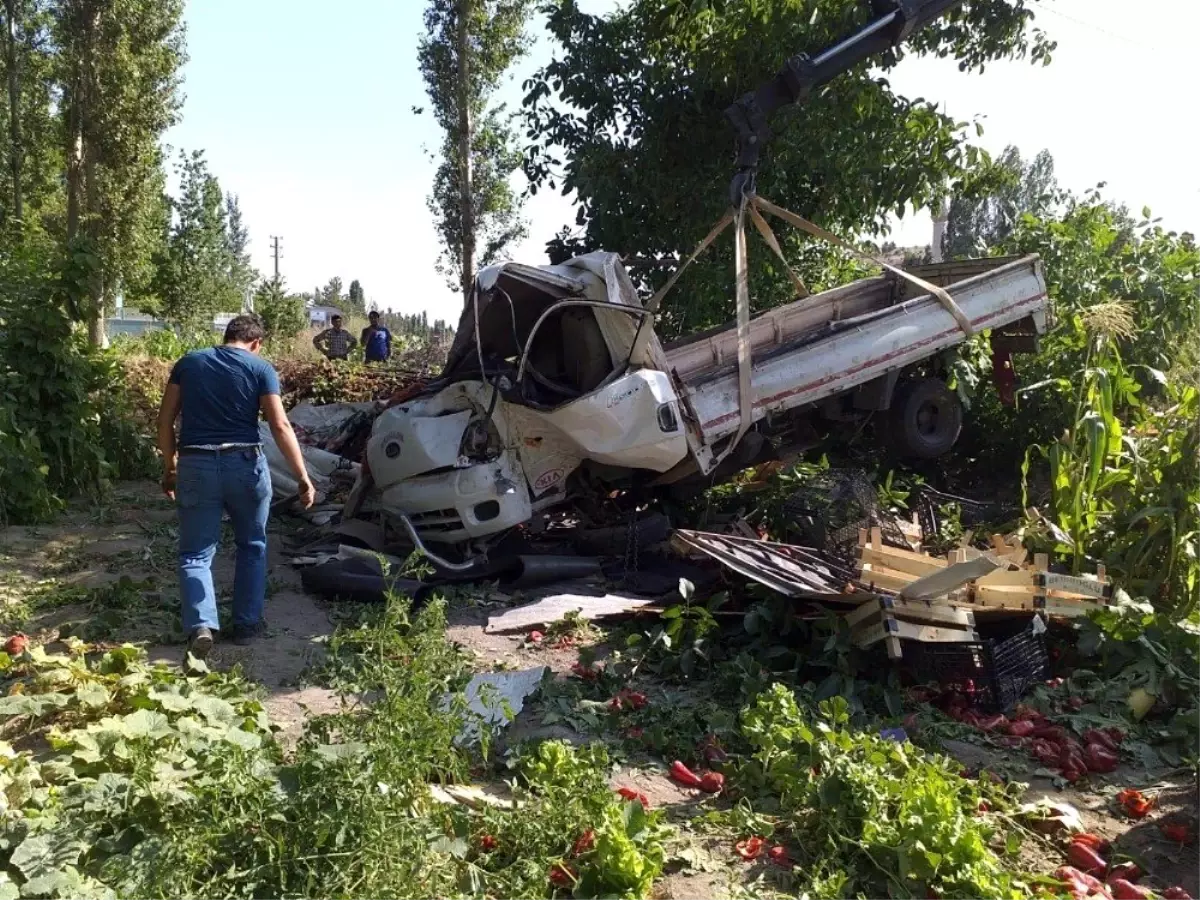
[485, 592, 656, 634]
[671, 529, 867, 600]
[453, 666, 548, 744]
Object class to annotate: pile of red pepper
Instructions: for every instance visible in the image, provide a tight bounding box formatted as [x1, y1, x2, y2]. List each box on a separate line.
[1053, 832, 1193, 899]
[936, 691, 1123, 782]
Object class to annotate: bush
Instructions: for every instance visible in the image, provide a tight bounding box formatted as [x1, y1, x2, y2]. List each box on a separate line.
[0, 241, 158, 523]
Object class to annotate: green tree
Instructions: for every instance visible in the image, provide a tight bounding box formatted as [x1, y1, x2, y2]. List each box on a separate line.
[943, 145, 1059, 259]
[152, 150, 242, 334]
[523, 0, 1054, 337]
[418, 0, 533, 300]
[255, 275, 306, 343]
[224, 191, 256, 303]
[348, 277, 364, 307]
[0, 0, 57, 229]
[55, 0, 186, 346]
[321, 275, 343, 308]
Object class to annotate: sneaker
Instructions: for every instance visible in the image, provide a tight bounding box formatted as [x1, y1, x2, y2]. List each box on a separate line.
[188, 626, 214, 660]
[231, 621, 266, 646]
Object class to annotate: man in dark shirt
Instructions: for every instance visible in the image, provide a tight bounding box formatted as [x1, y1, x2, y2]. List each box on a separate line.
[156, 315, 316, 660]
[360, 310, 392, 363]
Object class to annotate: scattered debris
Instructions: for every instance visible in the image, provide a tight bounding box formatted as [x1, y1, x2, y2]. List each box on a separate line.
[453, 666, 548, 744]
[671, 529, 867, 600]
[856, 527, 1112, 616]
[485, 592, 657, 634]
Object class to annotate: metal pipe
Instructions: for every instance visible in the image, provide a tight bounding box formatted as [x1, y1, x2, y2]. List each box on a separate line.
[516, 299, 651, 385]
[812, 11, 898, 66]
[397, 513, 481, 572]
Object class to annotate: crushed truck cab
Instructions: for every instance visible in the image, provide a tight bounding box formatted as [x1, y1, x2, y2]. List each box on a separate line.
[362, 253, 689, 544]
[360, 251, 1048, 549]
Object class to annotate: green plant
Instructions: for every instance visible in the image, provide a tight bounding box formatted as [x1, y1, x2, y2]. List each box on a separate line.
[626, 579, 725, 679]
[737, 686, 1028, 899]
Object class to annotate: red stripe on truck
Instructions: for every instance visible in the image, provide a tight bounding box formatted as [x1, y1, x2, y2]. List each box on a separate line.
[699, 292, 1047, 431]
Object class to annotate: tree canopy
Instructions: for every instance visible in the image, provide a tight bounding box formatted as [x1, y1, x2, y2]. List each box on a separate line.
[523, 0, 1055, 336]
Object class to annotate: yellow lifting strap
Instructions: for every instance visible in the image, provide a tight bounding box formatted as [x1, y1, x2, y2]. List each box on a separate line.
[642, 194, 975, 465]
[752, 195, 975, 338]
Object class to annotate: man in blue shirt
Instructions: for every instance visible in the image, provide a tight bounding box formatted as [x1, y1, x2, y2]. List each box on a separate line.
[156, 315, 316, 659]
[360, 310, 392, 363]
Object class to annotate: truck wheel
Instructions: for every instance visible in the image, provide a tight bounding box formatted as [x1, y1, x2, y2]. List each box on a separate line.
[887, 378, 962, 460]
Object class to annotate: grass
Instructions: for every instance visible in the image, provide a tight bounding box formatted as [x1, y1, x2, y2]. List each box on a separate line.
[0, 595, 676, 899]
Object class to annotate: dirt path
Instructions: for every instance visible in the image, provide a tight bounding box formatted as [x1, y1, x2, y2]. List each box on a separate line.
[0, 480, 343, 742]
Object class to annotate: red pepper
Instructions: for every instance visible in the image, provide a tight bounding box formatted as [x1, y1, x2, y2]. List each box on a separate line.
[669, 760, 704, 789]
[767, 845, 789, 866]
[1084, 742, 1120, 773]
[615, 787, 650, 808]
[1082, 728, 1119, 753]
[1109, 879, 1151, 900]
[480, 834, 497, 851]
[1032, 739, 1061, 766]
[1071, 834, 1112, 854]
[1105, 863, 1141, 884]
[1055, 866, 1108, 900]
[622, 690, 648, 710]
[977, 713, 1009, 732]
[1033, 724, 1068, 742]
[699, 771, 725, 794]
[1162, 888, 1194, 900]
[572, 829, 595, 855]
[1117, 789, 1154, 819]
[549, 864, 575, 888]
[735, 837, 764, 861]
[625, 727, 645, 741]
[1104, 727, 1125, 745]
[976, 801, 990, 813]
[1067, 696, 1085, 711]
[699, 735, 728, 763]
[571, 662, 599, 681]
[3, 633, 27, 655]
[1159, 821, 1194, 844]
[528, 630, 544, 643]
[1066, 840, 1107, 874]
[1008, 719, 1037, 738]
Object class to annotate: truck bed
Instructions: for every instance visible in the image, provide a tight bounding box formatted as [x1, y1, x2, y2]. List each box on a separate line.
[666, 254, 1048, 445]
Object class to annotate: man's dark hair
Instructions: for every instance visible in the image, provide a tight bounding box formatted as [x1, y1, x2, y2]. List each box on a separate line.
[368, 310, 379, 320]
[331, 315, 343, 323]
[224, 314, 267, 345]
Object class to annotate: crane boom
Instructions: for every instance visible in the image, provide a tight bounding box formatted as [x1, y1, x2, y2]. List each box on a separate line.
[725, 0, 965, 205]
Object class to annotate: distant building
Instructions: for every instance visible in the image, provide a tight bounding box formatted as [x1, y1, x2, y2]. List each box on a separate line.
[308, 305, 343, 327]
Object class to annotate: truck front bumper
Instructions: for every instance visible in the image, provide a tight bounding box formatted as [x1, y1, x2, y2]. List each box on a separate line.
[372, 452, 531, 544]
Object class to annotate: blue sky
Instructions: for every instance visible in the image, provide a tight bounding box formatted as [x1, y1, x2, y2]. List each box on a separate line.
[165, 0, 1197, 323]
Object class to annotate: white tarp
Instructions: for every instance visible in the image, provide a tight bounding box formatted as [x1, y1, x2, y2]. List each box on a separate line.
[259, 404, 363, 523]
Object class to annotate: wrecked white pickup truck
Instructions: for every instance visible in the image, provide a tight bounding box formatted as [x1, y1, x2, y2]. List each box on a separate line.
[353, 251, 1048, 554]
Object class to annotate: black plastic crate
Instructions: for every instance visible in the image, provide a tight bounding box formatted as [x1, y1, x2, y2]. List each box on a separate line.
[904, 618, 1048, 712]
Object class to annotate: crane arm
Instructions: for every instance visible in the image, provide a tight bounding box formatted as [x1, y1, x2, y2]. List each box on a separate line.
[724, 0, 965, 205]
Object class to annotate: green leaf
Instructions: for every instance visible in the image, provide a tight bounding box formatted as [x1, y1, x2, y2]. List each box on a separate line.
[10, 835, 84, 881]
[429, 836, 469, 859]
[223, 727, 262, 751]
[119, 709, 171, 739]
[76, 683, 110, 709]
[313, 742, 368, 762]
[148, 688, 191, 712]
[192, 695, 237, 725]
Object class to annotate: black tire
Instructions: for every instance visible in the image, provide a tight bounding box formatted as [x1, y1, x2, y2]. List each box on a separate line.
[887, 377, 963, 460]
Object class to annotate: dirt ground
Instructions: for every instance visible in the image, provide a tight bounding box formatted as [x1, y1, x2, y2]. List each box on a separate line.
[1, 479, 1196, 900]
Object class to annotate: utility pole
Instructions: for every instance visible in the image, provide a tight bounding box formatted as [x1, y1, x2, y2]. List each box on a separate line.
[270, 235, 283, 280]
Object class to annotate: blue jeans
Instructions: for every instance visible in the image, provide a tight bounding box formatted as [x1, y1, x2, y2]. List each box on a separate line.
[176, 448, 271, 633]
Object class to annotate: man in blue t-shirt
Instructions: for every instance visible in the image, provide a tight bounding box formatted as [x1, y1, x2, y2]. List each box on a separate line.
[156, 315, 315, 660]
[360, 310, 392, 363]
